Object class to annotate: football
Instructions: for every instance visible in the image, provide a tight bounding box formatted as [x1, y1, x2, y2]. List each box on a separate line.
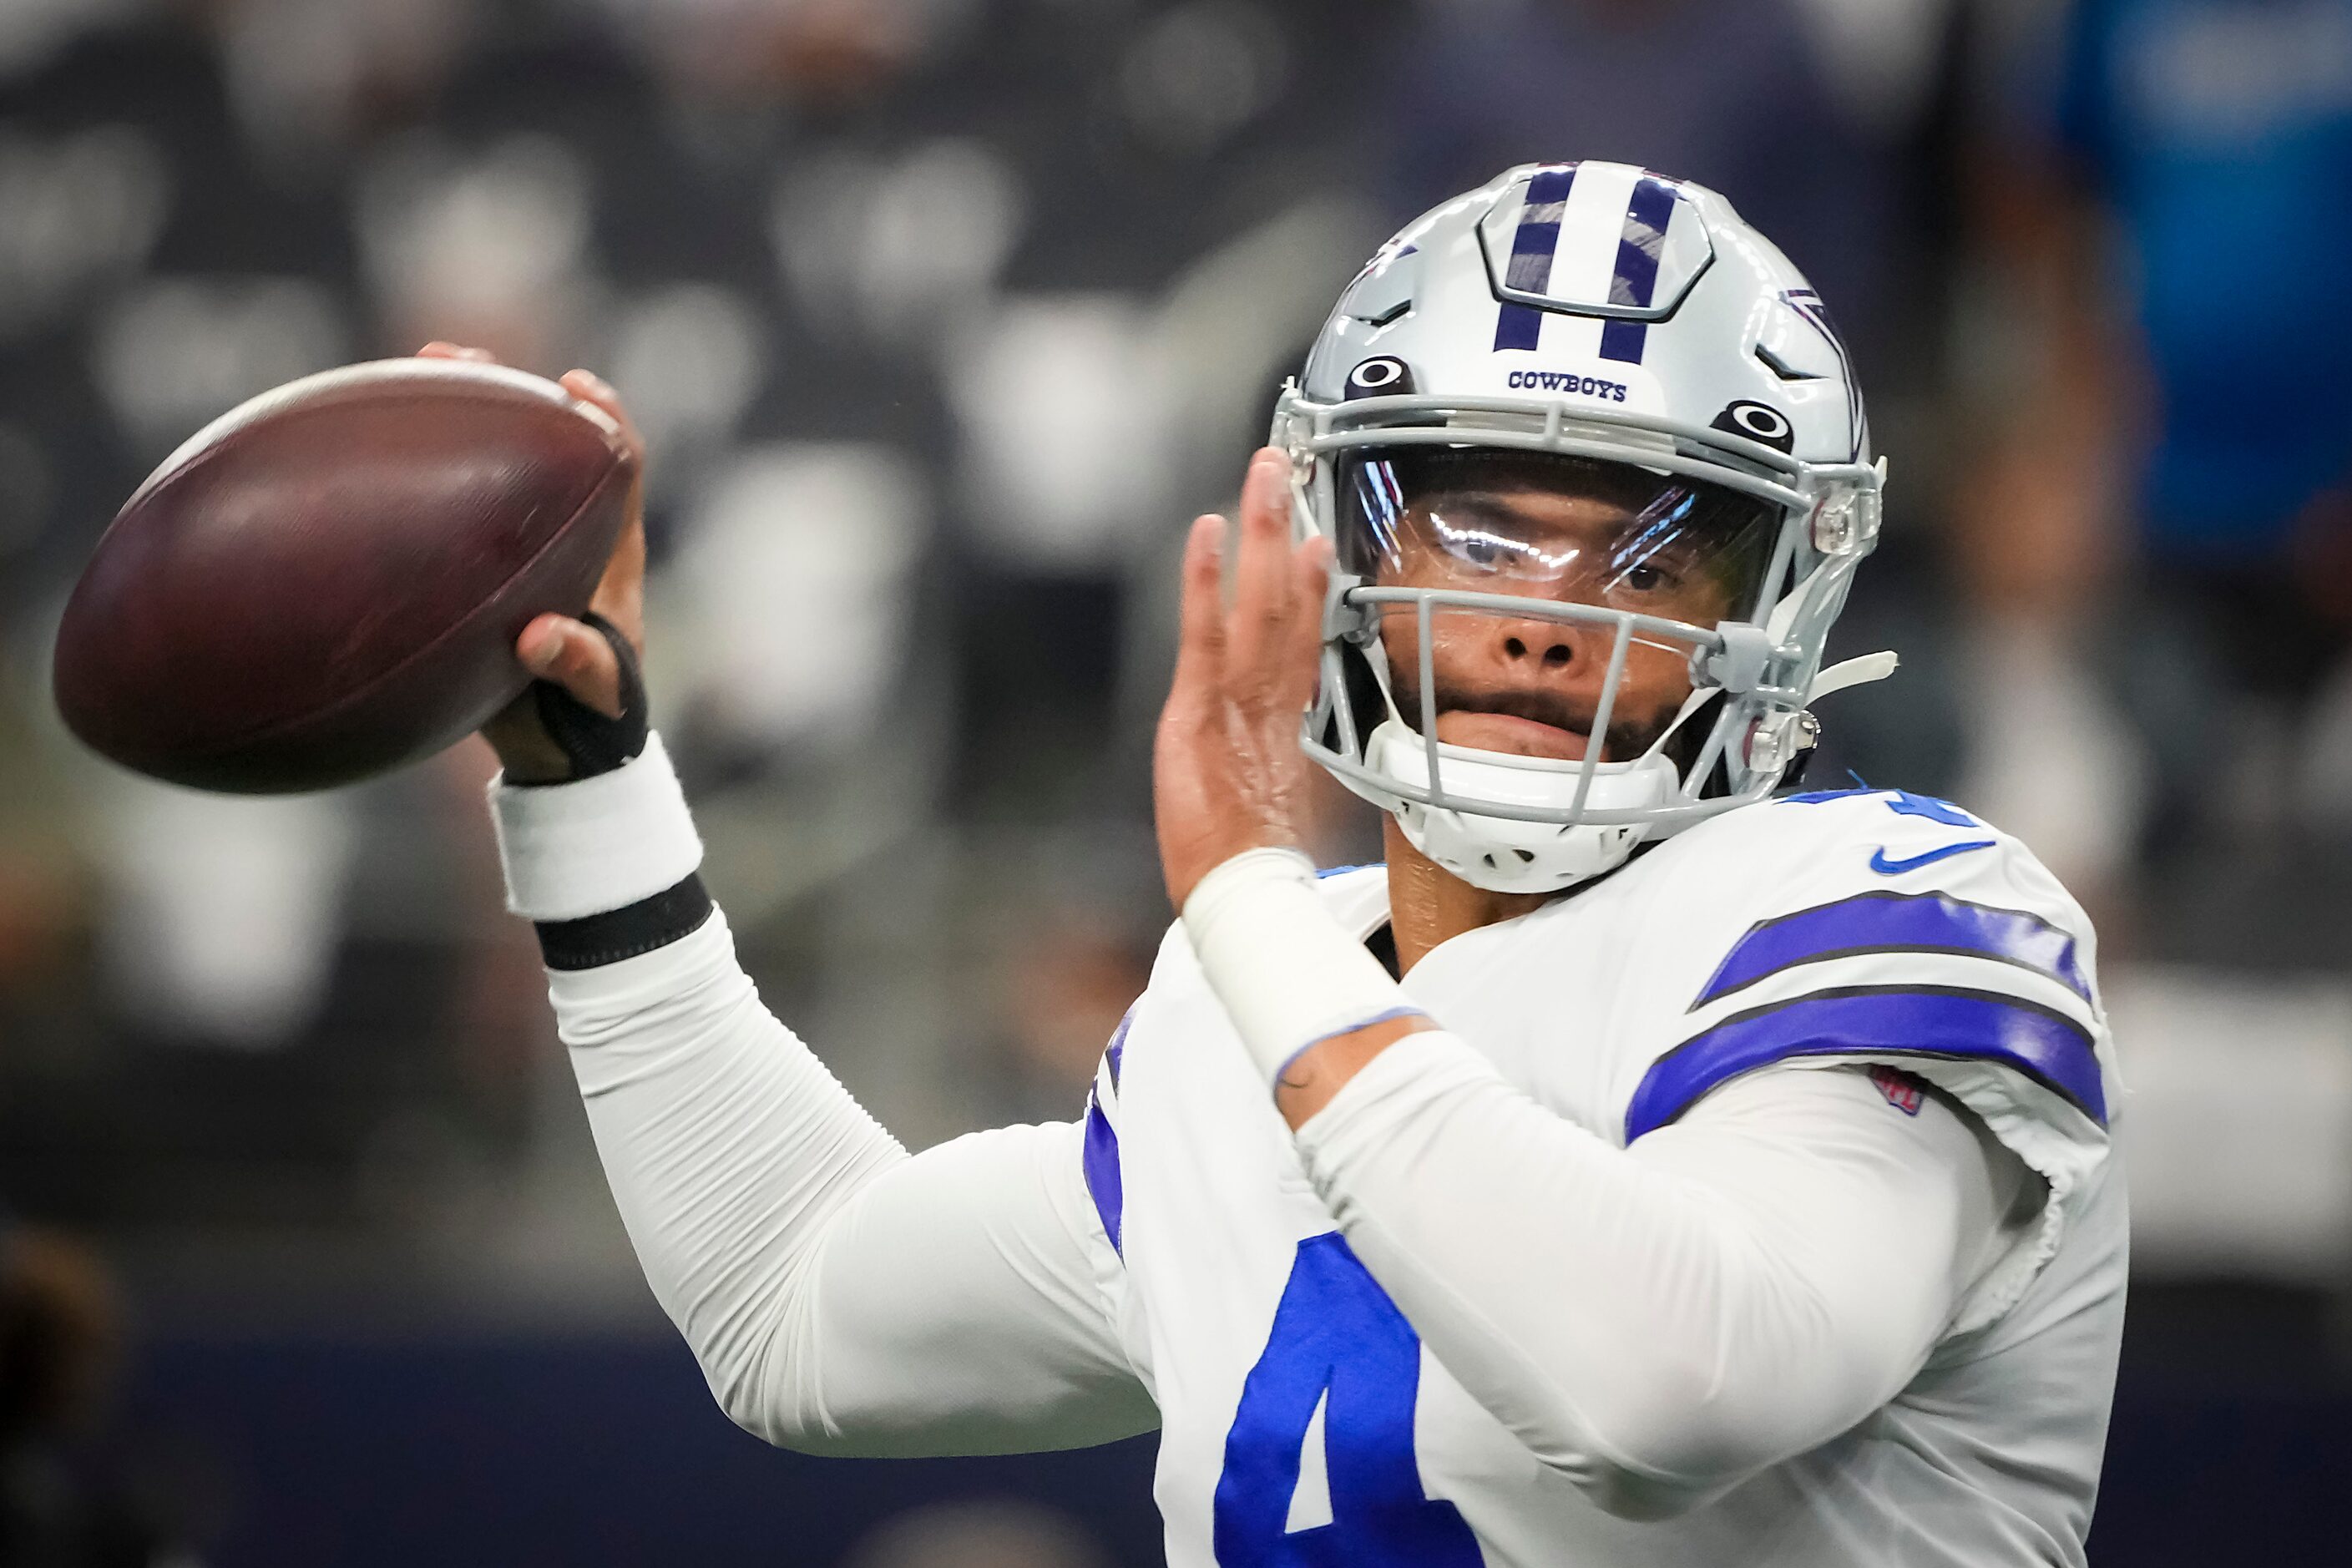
[52, 358, 638, 794]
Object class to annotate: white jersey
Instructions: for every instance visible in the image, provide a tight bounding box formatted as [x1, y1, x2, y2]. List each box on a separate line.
[1084, 787, 2126, 1566]
[495, 747, 2126, 1568]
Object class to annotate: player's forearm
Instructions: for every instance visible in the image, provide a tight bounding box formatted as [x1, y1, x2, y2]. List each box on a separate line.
[555, 933, 1156, 1454]
[1181, 853, 1979, 1513]
[550, 912, 910, 1444]
[497, 738, 1147, 1454]
[489, 734, 913, 1445]
[1292, 1039, 1975, 1515]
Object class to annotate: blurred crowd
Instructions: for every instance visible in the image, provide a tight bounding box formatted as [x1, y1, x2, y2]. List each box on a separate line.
[0, 0, 2349, 1558]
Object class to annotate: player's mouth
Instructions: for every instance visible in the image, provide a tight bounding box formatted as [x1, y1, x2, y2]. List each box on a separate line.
[1434, 693, 1595, 761]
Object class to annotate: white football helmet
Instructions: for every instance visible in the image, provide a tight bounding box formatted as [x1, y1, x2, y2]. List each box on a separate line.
[1275, 161, 1894, 894]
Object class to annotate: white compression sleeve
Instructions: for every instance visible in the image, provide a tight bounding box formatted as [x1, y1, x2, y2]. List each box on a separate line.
[1294, 1034, 2022, 1519]
[554, 913, 1152, 1455]
[497, 756, 1151, 1455]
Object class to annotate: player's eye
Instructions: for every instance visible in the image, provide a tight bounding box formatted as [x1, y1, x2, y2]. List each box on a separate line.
[1424, 506, 1576, 579]
[1457, 535, 1510, 569]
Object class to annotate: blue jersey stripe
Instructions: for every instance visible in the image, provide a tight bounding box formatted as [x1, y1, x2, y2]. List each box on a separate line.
[1085, 1009, 1136, 1254]
[1598, 175, 1677, 364]
[1695, 891, 2091, 1007]
[1105, 1008, 1133, 1092]
[1083, 1093, 1124, 1257]
[1626, 986, 2107, 1141]
[1493, 166, 1576, 352]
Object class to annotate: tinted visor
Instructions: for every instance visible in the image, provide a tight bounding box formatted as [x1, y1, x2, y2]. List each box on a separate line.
[1338, 448, 1780, 625]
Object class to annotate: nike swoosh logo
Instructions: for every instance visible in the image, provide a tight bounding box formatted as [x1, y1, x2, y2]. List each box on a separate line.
[1870, 839, 1996, 876]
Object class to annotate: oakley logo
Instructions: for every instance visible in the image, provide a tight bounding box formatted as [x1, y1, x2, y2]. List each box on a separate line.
[1345, 356, 1415, 397]
[1712, 399, 1795, 453]
[1505, 369, 1628, 401]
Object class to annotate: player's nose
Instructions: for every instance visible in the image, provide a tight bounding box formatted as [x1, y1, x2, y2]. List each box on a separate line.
[1490, 613, 1577, 672]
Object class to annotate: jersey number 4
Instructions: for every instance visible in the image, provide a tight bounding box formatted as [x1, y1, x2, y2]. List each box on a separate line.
[1211, 1232, 1483, 1566]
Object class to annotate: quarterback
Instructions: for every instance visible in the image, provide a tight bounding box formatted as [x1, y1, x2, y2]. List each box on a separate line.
[458, 163, 2125, 1565]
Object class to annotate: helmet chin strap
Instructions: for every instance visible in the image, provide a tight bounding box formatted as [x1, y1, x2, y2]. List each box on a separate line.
[1809, 650, 1899, 702]
[1646, 682, 1720, 763]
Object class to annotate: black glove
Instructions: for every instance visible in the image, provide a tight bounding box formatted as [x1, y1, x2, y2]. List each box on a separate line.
[514, 610, 715, 969]
[515, 609, 648, 786]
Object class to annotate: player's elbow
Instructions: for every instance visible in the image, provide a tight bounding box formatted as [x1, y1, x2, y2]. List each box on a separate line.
[1566, 1459, 1722, 1522]
[700, 1329, 942, 1459]
[1543, 1353, 1779, 1520]
[705, 1362, 870, 1456]
[703, 1353, 810, 1449]
[1554, 1428, 1757, 1522]
[680, 1315, 837, 1454]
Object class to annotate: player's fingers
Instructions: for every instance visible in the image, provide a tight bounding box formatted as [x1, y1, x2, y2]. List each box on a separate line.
[585, 520, 648, 654]
[1226, 449, 1296, 687]
[417, 341, 496, 362]
[516, 613, 625, 719]
[560, 368, 645, 463]
[1272, 535, 1333, 716]
[1167, 513, 1227, 709]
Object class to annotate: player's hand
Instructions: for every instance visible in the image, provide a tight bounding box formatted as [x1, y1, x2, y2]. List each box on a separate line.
[1155, 448, 1333, 909]
[417, 342, 650, 781]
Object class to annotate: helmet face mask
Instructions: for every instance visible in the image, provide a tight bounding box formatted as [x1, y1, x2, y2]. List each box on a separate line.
[1277, 161, 1889, 895]
[1340, 446, 1779, 762]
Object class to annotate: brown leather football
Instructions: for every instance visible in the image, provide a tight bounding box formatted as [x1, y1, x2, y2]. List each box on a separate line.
[53, 358, 638, 793]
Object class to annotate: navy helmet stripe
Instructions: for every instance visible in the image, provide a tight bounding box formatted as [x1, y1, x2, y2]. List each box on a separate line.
[1695, 892, 2091, 1007]
[1785, 287, 1865, 458]
[1596, 318, 1646, 362]
[1493, 165, 1576, 352]
[1626, 986, 2107, 1141]
[1598, 175, 1677, 364]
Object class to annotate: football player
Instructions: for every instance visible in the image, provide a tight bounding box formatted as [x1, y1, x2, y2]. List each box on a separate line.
[453, 162, 2125, 1565]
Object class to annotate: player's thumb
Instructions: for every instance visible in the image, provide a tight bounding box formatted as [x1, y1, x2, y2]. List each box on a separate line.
[517, 614, 625, 719]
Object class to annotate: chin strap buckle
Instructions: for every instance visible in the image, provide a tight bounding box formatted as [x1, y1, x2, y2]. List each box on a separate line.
[1743, 651, 1898, 777]
[1747, 708, 1822, 774]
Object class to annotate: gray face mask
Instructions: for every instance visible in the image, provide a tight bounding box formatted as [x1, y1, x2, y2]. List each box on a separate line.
[1342, 446, 1780, 761]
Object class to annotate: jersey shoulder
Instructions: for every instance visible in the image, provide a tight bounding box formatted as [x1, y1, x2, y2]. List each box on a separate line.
[1622, 788, 2118, 1334]
[1618, 789, 2112, 1148]
[1651, 787, 2091, 948]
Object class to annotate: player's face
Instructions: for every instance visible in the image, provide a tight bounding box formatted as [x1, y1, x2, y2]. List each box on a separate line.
[1347, 453, 1771, 762]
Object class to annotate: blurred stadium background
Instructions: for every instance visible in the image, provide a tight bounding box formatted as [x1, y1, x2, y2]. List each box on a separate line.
[0, 0, 2347, 1562]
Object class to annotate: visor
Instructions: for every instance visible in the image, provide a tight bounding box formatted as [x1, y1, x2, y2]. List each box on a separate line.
[1338, 447, 1780, 624]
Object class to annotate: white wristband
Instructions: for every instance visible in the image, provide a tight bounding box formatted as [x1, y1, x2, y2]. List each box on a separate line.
[490, 731, 704, 920]
[1181, 847, 1422, 1091]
